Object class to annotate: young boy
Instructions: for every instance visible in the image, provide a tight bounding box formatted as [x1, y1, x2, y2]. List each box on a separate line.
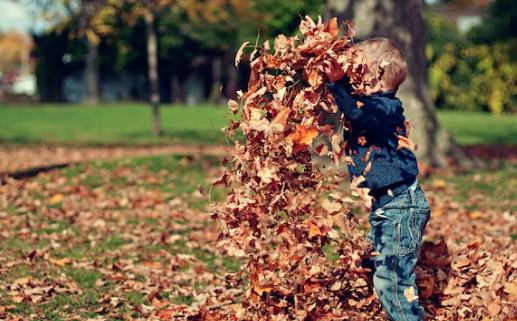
[325, 38, 431, 321]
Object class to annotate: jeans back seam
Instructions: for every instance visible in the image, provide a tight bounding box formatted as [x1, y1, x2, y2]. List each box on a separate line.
[393, 223, 410, 321]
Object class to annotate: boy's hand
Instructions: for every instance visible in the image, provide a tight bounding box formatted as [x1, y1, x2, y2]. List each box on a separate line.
[324, 59, 346, 83]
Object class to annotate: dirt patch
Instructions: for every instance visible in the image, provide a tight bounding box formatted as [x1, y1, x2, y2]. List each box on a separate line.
[0, 145, 228, 174]
[464, 145, 517, 162]
[0, 144, 514, 177]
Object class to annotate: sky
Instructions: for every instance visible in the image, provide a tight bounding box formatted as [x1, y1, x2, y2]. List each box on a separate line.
[0, 0, 58, 34]
[0, 1, 32, 33]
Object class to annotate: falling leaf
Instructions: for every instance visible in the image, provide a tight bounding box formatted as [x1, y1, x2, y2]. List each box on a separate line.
[323, 17, 339, 37]
[272, 108, 290, 125]
[395, 134, 417, 151]
[235, 41, 249, 67]
[403, 286, 418, 303]
[228, 99, 239, 114]
[503, 279, 517, 298]
[286, 124, 319, 146]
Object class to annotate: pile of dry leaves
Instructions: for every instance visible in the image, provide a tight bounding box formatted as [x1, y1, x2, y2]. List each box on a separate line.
[173, 16, 517, 321]
[199, 16, 382, 320]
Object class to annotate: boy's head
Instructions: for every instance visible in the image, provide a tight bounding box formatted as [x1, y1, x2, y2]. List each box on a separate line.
[355, 37, 407, 91]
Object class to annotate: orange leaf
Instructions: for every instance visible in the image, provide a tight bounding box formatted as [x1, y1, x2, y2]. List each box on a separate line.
[323, 17, 339, 37]
[308, 68, 323, 87]
[156, 309, 175, 319]
[504, 279, 517, 298]
[287, 124, 319, 146]
[151, 297, 169, 309]
[468, 210, 482, 219]
[303, 280, 321, 293]
[395, 134, 417, 151]
[49, 257, 72, 266]
[272, 108, 290, 124]
[46, 193, 64, 205]
[251, 276, 274, 295]
[307, 220, 331, 238]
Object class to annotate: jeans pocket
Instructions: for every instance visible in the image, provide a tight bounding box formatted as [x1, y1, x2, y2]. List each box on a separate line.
[400, 207, 430, 256]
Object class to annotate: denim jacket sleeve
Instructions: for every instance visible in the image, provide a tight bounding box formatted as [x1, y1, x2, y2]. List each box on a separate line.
[326, 82, 404, 131]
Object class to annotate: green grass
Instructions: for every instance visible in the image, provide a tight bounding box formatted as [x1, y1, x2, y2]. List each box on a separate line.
[436, 110, 517, 145]
[421, 160, 517, 211]
[1, 104, 516, 146]
[0, 103, 229, 146]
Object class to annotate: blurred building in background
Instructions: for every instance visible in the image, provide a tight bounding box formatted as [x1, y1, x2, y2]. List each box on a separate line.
[0, 30, 36, 102]
[430, 0, 492, 33]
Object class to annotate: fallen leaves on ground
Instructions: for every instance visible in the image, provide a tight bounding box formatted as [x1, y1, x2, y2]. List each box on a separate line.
[0, 155, 243, 320]
[0, 153, 516, 320]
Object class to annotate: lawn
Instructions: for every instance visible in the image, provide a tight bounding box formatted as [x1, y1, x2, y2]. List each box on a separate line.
[1, 104, 517, 146]
[0, 104, 229, 146]
[436, 110, 517, 145]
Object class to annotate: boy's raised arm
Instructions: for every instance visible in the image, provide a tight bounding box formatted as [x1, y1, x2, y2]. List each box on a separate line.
[326, 81, 364, 120]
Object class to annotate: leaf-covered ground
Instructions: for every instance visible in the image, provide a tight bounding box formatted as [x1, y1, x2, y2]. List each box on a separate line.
[0, 154, 240, 320]
[0, 151, 516, 320]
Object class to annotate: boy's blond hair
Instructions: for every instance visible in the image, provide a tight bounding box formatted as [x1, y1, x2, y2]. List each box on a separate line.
[355, 37, 408, 91]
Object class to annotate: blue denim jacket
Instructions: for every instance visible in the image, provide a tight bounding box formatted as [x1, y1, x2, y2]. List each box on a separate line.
[327, 81, 419, 209]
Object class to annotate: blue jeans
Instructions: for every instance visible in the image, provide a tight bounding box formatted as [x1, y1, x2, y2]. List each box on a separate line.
[366, 181, 431, 321]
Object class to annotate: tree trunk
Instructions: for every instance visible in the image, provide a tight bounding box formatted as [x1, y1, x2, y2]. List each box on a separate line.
[80, 0, 100, 105]
[225, 54, 239, 101]
[144, 10, 162, 137]
[171, 73, 182, 104]
[84, 38, 100, 105]
[208, 55, 222, 104]
[325, 0, 478, 168]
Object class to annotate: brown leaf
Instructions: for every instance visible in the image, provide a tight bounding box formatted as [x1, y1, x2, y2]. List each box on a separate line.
[395, 134, 417, 151]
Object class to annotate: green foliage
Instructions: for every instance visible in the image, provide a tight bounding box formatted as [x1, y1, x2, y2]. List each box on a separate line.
[251, 0, 324, 38]
[427, 10, 517, 114]
[468, 0, 517, 43]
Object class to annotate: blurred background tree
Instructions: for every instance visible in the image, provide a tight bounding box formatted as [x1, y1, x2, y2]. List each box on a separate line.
[3, 0, 515, 140]
[428, 0, 517, 115]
